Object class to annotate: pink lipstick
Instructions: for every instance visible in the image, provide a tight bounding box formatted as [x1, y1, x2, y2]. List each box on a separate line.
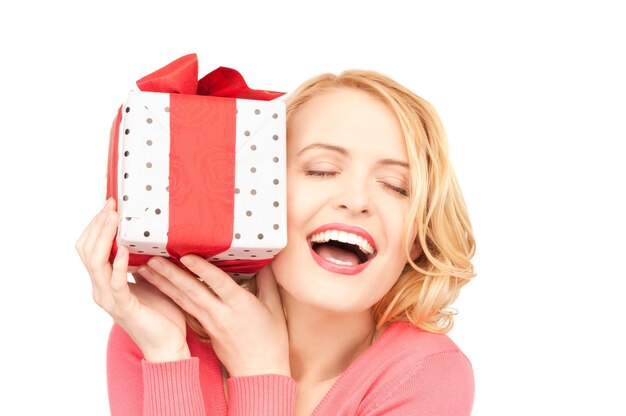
[307, 223, 377, 275]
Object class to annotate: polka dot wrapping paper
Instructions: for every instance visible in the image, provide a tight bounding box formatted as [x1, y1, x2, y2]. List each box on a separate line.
[106, 55, 287, 279]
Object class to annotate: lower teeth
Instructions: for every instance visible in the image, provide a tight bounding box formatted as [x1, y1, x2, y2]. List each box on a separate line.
[326, 257, 354, 266]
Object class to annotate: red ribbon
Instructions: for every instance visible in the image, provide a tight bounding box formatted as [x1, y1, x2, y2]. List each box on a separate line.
[213, 259, 274, 274]
[136, 53, 285, 100]
[107, 54, 285, 274]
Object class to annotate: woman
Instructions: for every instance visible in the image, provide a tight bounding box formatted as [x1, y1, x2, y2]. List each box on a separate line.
[77, 69, 476, 415]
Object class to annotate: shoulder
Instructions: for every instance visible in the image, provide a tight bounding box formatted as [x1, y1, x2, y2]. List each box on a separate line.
[357, 322, 474, 414]
[370, 321, 472, 366]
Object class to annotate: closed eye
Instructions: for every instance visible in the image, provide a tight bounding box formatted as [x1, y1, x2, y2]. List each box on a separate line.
[305, 171, 339, 177]
[380, 181, 409, 197]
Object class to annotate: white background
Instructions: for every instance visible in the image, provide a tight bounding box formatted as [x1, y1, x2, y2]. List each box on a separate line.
[1, 1, 624, 415]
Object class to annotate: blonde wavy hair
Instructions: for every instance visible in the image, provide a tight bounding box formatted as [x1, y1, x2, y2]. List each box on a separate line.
[187, 70, 475, 341]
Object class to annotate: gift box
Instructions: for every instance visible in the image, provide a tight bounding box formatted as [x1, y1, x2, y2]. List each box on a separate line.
[106, 54, 287, 278]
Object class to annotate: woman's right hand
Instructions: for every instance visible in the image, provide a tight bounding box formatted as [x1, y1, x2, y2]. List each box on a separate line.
[75, 198, 190, 362]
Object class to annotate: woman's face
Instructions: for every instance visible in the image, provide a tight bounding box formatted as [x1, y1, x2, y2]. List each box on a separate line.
[271, 87, 418, 314]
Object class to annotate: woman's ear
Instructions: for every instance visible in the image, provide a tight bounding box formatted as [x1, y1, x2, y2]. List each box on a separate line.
[409, 238, 422, 261]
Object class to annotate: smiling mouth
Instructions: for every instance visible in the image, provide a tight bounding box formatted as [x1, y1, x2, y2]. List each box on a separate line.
[309, 229, 376, 266]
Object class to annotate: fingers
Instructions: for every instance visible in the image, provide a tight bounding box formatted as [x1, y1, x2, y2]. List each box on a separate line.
[110, 245, 131, 308]
[76, 201, 105, 259]
[179, 255, 240, 300]
[76, 198, 116, 264]
[81, 203, 118, 286]
[76, 198, 126, 314]
[137, 263, 193, 307]
[90, 219, 126, 310]
[140, 257, 221, 318]
[76, 198, 113, 251]
[90, 209, 119, 269]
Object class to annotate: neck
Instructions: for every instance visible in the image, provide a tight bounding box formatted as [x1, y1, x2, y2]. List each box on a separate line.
[280, 288, 377, 384]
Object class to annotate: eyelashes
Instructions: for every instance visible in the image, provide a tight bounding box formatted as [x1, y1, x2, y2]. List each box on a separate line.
[304, 170, 409, 197]
[304, 170, 338, 177]
[381, 182, 409, 197]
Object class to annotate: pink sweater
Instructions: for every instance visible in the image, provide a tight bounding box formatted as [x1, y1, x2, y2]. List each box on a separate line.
[107, 321, 474, 415]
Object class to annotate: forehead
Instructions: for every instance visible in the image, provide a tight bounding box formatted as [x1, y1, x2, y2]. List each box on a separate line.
[288, 88, 408, 161]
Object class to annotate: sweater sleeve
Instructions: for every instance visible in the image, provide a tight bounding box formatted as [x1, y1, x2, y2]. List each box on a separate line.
[106, 323, 207, 416]
[226, 374, 297, 416]
[360, 350, 475, 416]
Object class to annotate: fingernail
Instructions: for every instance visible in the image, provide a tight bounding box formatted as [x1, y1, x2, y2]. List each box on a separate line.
[105, 211, 115, 226]
[180, 256, 195, 268]
[137, 266, 152, 277]
[148, 257, 163, 270]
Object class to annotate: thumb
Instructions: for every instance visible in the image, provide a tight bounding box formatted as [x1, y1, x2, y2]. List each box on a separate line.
[256, 267, 284, 317]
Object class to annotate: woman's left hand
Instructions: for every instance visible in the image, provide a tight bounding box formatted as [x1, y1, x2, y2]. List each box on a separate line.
[137, 254, 291, 378]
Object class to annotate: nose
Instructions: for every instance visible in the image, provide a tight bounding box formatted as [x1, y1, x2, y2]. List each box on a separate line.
[333, 175, 374, 216]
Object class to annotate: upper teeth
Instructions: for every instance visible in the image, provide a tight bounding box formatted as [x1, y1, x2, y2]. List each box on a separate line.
[310, 230, 375, 256]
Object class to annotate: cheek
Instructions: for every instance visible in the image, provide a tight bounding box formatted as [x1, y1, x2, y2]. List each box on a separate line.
[382, 209, 414, 268]
[285, 177, 307, 226]
[386, 207, 411, 245]
[285, 179, 329, 232]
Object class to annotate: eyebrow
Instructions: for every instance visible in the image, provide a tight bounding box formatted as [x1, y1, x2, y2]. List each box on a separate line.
[297, 143, 347, 157]
[297, 143, 409, 168]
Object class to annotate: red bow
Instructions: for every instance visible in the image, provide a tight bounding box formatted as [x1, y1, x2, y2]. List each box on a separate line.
[135, 53, 285, 100]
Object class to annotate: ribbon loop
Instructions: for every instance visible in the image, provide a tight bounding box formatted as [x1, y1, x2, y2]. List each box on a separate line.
[198, 66, 285, 100]
[136, 53, 199, 94]
[135, 53, 285, 100]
